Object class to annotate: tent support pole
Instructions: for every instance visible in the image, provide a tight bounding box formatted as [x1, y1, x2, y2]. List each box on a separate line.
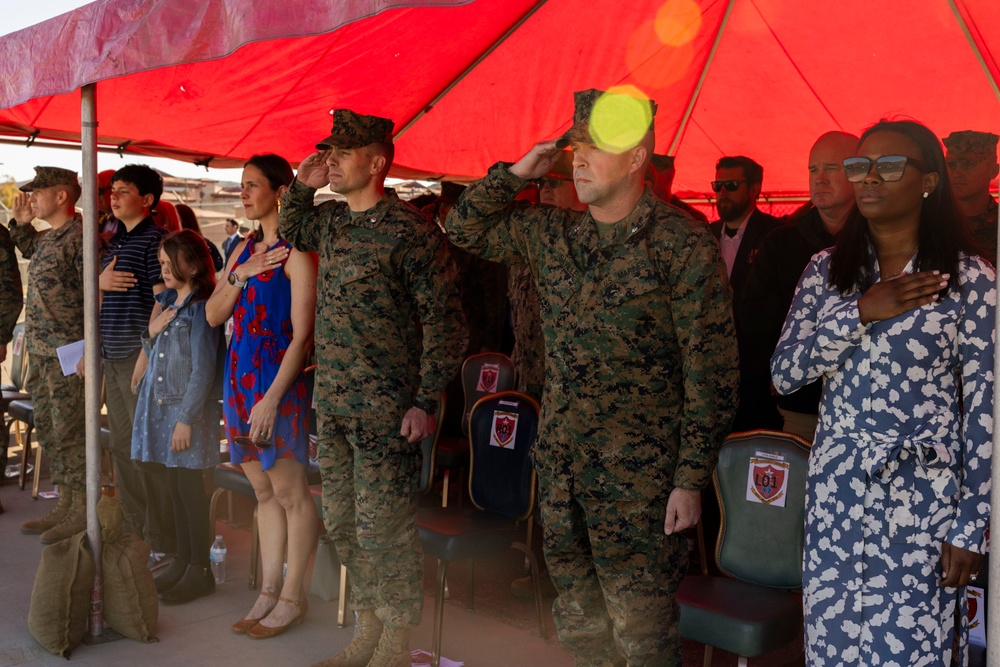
[393, 0, 550, 141]
[947, 0, 1000, 102]
[991, 151, 1000, 667]
[666, 0, 737, 156]
[81, 83, 106, 639]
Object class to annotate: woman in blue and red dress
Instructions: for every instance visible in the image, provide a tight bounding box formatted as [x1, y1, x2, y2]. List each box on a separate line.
[206, 153, 318, 639]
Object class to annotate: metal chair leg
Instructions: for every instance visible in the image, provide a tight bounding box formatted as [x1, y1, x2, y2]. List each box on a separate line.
[441, 469, 450, 508]
[32, 443, 42, 498]
[208, 487, 225, 542]
[702, 646, 713, 667]
[18, 425, 32, 491]
[432, 559, 451, 667]
[338, 564, 350, 628]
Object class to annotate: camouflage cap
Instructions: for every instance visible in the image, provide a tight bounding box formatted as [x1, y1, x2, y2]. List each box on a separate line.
[20, 166, 80, 192]
[942, 130, 999, 161]
[316, 109, 394, 150]
[555, 88, 657, 150]
[650, 154, 675, 171]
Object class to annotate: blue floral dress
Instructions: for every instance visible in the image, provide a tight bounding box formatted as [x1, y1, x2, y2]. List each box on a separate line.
[223, 239, 310, 470]
[771, 250, 994, 666]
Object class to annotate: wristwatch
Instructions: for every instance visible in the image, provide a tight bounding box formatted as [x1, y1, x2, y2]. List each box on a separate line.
[228, 271, 248, 288]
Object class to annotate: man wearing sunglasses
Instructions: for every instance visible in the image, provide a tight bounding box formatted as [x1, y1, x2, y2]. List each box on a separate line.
[447, 88, 738, 666]
[738, 131, 859, 441]
[942, 130, 998, 265]
[708, 156, 783, 432]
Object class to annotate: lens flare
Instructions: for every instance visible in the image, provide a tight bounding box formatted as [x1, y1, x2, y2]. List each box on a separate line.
[626, 19, 696, 90]
[589, 86, 654, 153]
[654, 0, 702, 46]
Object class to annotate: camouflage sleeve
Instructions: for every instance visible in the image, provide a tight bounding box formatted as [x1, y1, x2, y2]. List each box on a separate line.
[445, 162, 537, 265]
[666, 227, 739, 490]
[8, 220, 42, 258]
[405, 222, 469, 406]
[0, 226, 22, 345]
[278, 179, 326, 253]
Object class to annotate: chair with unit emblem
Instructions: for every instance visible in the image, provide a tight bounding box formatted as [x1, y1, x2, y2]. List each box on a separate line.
[677, 429, 811, 667]
[435, 352, 515, 507]
[2, 324, 35, 493]
[416, 390, 547, 667]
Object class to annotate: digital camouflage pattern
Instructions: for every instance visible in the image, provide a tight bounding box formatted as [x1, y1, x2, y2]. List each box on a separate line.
[279, 183, 467, 418]
[942, 129, 999, 159]
[318, 413, 422, 628]
[0, 225, 22, 346]
[316, 109, 394, 150]
[507, 263, 546, 399]
[18, 165, 79, 192]
[9, 214, 85, 491]
[966, 195, 998, 266]
[27, 355, 86, 490]
[446, 162, 738, 663]
[556, 88, 658, 149]
[8, 214, 84, 356]
[279, 181, 467, 629]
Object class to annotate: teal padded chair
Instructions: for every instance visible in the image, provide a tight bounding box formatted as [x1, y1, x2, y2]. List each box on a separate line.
[417, 390, 547, 667]
[677, 429, 811, 667]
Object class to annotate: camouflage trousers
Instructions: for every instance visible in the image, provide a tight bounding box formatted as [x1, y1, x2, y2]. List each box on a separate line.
[317, 411, 423, 629]
[538, 473, 688, 667]
[26, 354, 86, 490]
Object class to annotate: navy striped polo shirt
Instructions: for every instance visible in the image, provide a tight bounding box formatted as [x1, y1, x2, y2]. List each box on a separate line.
[100, 217, 165, 360]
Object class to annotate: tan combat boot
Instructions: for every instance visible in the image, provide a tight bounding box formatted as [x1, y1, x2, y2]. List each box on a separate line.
[310, 609, 383, 667]
[39, 487, 87, 544]
[366, 626, 410, 667]
[20, 486, 73, 535]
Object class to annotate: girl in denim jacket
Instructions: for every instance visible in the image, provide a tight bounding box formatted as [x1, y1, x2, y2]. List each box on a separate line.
[132, 229, 224, 604]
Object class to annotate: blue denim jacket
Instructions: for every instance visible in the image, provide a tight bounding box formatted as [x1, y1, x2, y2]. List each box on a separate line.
[140, 289, 224, 425]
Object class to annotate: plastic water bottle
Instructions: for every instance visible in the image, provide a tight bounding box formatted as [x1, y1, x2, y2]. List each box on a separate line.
[210, 535, 227, 584]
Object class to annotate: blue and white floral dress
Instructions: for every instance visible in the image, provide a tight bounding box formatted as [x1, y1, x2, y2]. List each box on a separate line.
[771, 250, 994, 666]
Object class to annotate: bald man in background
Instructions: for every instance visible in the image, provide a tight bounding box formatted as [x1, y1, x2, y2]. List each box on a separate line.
[736, 131, 858, 441]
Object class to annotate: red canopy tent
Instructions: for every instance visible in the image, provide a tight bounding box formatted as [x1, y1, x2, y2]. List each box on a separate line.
[0, 0, 995, 197]
[1, 0, 998, 654]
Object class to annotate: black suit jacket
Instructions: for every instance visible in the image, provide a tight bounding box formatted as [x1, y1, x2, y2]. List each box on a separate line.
[709, 208, 784, 303]
[710, 208, 784, 431]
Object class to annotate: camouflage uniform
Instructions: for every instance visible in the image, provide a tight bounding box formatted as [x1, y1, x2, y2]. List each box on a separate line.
[507, 263, 545, 400]
[9, 209, 85, 491]
[942, 130, 999, 266]
[966, 195, 998, 266]
[446, 91, 738, 666]
[0, 224, 22, 348]
[279, 110, 467, 630]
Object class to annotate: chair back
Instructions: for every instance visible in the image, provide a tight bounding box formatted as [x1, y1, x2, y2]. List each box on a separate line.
[460, 352, 515, 435]
[418, 391, 446, 493]
[9, 322, 27, 390]
[467, 391, 538, 521]
[714, 430, 811, 589]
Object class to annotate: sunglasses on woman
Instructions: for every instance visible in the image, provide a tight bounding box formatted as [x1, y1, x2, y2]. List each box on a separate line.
[842, 155, 927, 183]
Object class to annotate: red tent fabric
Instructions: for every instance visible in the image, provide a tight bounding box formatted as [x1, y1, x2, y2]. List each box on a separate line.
[0, 0, 996, 196]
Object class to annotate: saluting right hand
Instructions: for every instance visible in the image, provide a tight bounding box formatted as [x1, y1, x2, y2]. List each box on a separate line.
[99, 256, 137, 292]
[858, 271, 949, 325]
[509, 141, 566, 180]
[296, 150, 332, 189]
[12, 192, 33, 222]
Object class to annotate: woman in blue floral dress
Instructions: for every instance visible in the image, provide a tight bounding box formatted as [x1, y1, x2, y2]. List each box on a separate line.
[206, 153, 317, 639]
[772, 120, 993, 666]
